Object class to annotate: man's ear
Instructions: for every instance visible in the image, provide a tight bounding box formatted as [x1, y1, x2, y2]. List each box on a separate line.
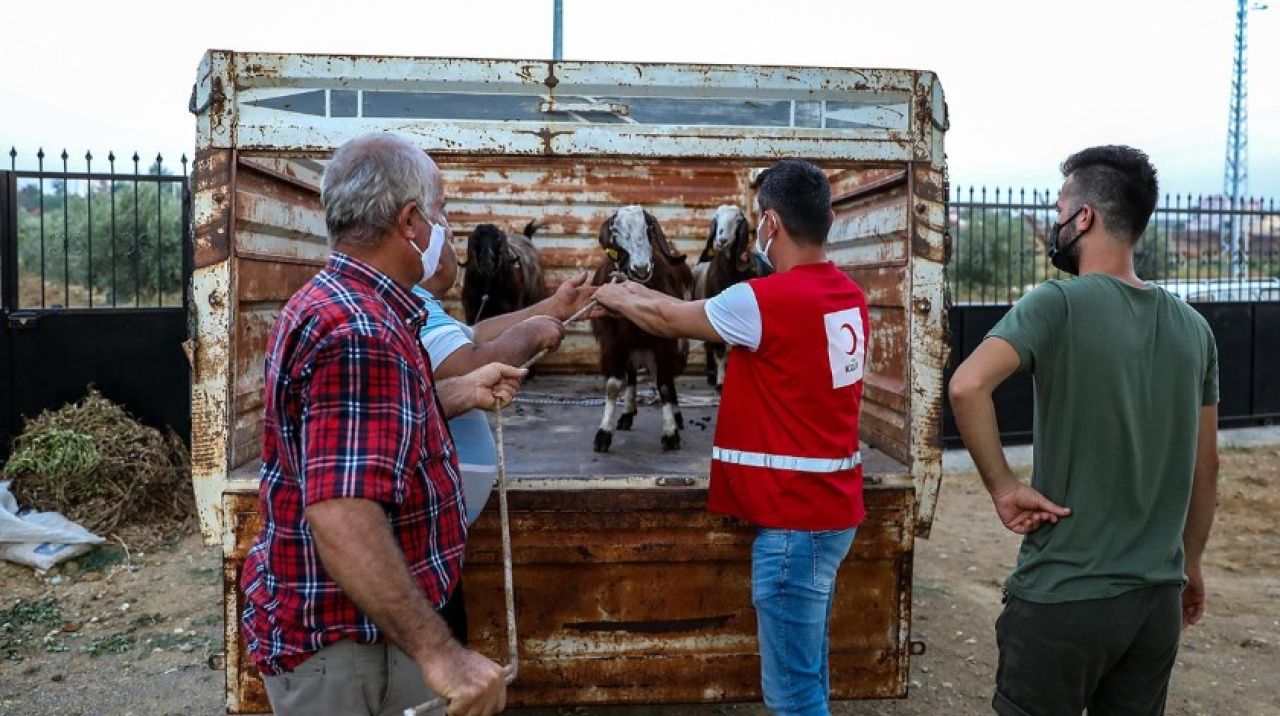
[397, 202, 419, 241]
[1079, 204, 1095, 232]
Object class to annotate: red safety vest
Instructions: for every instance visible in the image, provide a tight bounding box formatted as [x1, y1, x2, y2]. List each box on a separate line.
[708, 262, 869, 530]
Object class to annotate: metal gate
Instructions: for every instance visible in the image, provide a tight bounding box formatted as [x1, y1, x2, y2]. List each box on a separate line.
[0, 150, 192, 459]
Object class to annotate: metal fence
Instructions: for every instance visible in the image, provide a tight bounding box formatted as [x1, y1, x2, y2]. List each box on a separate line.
[3, 147, 189, 311]
[949, 186, 1280, 305]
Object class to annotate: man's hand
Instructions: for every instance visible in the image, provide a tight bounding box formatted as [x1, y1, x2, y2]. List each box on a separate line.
[517, 315, 567, 352]
[592, 279, 643, 312]
[1182, 562, 1206, 629]
[990, 481, 1071, 535]
[549, 271, 596, 321]
[464, 362, 526, 411]
[419, 643, 507, 716]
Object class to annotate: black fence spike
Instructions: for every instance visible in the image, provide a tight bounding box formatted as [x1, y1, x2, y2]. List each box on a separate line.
[60, 149, 68, 162]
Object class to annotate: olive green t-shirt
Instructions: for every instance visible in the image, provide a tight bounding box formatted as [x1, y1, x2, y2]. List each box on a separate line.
[988, 274, 1219, 603]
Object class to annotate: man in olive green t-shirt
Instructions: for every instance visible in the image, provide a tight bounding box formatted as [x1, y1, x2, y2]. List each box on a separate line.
[950, 146, 1220, 716]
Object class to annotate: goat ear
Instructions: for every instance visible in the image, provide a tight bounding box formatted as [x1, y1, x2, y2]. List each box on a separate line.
[645, 211, 670, 248]
[699, 218, 716, 262]
[598, 218, 612, 249]
[735, 217, 749, 250]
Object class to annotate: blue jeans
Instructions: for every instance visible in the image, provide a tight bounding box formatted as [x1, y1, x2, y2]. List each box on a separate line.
[752, 527, 857, 716]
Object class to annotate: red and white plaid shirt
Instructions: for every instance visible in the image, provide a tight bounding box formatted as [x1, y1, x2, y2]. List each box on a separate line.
[240, 252, 467, 676]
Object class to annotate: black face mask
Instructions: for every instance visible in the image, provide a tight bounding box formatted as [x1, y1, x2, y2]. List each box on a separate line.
[1049, 206, 1087, 276]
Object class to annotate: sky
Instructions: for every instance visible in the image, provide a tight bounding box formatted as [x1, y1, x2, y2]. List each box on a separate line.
[1, 0, 1277, 198]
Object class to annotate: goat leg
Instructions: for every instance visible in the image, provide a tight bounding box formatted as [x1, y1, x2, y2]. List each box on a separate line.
[657, 381, 681, 451]
[616, 365, 639, 431]
[595, 376, 624, 452]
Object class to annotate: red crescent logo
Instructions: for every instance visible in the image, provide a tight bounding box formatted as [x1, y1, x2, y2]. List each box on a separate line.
[840, 323, 859, 356]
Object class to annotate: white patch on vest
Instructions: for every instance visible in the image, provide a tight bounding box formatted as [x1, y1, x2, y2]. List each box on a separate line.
[613, 205, 653, 274]
[823, 307, 865, 389]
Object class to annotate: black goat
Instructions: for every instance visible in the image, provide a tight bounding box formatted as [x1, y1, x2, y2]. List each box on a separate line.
[460, 221, 546, 324]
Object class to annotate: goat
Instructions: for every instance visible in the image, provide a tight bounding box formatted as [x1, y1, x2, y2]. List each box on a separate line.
[692, 205, 772, 390]
[460, 221, 546, 324]
[590, 205, 693, 452]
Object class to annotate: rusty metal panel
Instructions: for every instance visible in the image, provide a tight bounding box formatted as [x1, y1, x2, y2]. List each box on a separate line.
[190, 143, 236, 543]
[435, 156, 750, 373]
[200, 52, 928, 161]
[223, 486, 914, 711]
[905, 159, 948, 536]
[228, 159, 328, 471]
[223, 494, 267, 714]
[827, 171, 912, 467]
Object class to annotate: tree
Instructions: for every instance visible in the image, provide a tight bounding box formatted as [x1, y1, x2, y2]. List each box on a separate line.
[15, 179, 185, 309]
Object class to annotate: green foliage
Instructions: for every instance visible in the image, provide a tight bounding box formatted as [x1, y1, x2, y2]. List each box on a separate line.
[76, 544, 129, 573]
[950, 208, 1051, 303]
[1, 597, 63, 661]
[14, 177, 184, 308]
[3, 428, 100, 482]
[1, 597, 62, 628]
[81, 633, 136, 657]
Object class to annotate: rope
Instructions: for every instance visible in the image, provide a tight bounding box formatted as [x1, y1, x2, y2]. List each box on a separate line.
[404, 281, 619, 716]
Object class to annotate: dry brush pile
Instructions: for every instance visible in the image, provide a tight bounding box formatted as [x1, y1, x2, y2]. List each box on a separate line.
[2, 389, 193, 534]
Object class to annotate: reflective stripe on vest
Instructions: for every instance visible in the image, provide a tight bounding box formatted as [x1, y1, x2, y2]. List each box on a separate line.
[711, 447, 862, 473]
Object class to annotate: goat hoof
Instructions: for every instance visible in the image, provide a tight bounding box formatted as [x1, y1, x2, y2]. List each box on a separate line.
[594, 429, 613, 453]
[617, 413, 636, 431]
[715, 384, 723, 394]
[661, 432, 681, 451]
[675, 412, 685, 430]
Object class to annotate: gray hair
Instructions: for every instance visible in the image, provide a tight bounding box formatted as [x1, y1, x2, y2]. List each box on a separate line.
[320, 133, 441, 249]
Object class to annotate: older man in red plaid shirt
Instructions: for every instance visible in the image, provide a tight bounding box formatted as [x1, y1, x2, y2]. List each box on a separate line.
[240, 133, 532, 716]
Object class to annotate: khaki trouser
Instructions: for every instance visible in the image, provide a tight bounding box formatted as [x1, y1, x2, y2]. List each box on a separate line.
[261, 639, 443, 716]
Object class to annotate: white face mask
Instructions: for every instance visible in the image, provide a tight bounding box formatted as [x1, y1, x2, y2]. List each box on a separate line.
[754, 214, 774, 270]
[412, 211, 447, 283]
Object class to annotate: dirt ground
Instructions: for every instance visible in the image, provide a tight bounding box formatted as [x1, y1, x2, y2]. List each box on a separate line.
[2, 446, 1276, 716]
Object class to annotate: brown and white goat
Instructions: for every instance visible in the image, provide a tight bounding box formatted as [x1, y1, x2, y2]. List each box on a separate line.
[591, 206, 692, 452]
[460, 221, 546, 324]
[691, 205, 772, 390]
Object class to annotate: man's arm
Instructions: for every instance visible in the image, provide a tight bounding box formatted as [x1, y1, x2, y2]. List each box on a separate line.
[471, 272, 594, 343]
[1181, 404, 1219, 628]
[300, 333, 508, 714]
[593, 280, 723, 343]
[305, 500, 505, 714]
[434, 317, 564, 380]
[948, 337, 1071, 534]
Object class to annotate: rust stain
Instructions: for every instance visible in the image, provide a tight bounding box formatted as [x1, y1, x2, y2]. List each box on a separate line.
[192, 148, 235, 269]
[564, 616, 734, 634]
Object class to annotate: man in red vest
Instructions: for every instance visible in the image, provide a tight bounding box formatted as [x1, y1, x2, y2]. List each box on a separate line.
[594, 159, 869, 715]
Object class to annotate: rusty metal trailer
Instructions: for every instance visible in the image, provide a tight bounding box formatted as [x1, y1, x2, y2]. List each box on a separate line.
[189, 51, 949, 712]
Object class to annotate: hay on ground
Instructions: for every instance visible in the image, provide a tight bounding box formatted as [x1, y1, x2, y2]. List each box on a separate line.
[2, 388, 193, 534]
